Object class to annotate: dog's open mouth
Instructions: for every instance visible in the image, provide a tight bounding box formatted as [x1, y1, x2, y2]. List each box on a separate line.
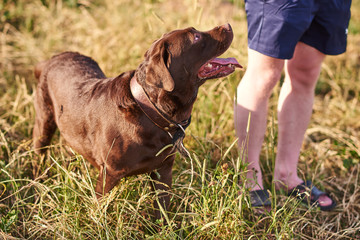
[198, 57, 242, 80]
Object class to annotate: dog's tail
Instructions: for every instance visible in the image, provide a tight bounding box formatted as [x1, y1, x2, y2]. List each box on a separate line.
[34, 60, 48, 81]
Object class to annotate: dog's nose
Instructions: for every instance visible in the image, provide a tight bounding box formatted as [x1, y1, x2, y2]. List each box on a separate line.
[221, 23, 232, 32]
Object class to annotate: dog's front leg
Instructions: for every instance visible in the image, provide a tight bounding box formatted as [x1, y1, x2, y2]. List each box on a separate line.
[150, 156, 175, 220]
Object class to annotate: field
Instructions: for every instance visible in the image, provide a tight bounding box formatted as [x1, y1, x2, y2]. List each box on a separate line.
[1, 0, 360, 239]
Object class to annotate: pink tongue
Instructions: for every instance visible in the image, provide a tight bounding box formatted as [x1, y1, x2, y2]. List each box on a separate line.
[211, 57, 242, 68]
[197, 57, 243, 79]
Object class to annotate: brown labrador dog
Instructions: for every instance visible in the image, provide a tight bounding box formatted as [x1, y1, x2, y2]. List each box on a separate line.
[33, 23, 241, 219]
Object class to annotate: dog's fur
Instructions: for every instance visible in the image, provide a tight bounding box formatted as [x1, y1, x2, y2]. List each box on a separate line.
[33, 24, 237, 218]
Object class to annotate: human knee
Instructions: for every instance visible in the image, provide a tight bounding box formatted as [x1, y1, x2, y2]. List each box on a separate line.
[286, 63, 321, 91]
[286, 47, 324, 91]
[241, 66, 282, 98]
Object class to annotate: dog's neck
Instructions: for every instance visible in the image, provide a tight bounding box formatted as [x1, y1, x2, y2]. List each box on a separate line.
[134, 67, 194, 123]
[130, 75, 191, 131]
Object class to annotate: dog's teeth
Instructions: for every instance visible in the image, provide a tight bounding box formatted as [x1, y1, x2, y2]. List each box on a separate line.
[207, 63, 212, 68]
[229, 64, 233, 68]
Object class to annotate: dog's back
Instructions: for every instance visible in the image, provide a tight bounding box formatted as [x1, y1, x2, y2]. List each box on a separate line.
[35, 52, 106, 83]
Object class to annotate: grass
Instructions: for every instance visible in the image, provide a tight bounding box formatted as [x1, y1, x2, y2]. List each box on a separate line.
[1, 0, 360, 239]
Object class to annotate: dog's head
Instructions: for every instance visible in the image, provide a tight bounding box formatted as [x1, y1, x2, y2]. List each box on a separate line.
[139, 24, 241, 92]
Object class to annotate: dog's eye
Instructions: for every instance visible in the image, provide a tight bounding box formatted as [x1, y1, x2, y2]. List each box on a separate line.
[193, 33, 201, 42]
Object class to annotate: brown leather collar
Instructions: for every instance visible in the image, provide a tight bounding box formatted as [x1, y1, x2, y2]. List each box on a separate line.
[130, 76, 191, 134]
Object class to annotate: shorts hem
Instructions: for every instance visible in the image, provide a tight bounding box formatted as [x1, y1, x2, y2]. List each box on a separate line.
[248, 44, 293, 60]
[299, 39, 347, 56]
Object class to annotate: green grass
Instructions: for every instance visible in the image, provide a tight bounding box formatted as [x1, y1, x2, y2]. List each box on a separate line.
[1, 0, 360, 239]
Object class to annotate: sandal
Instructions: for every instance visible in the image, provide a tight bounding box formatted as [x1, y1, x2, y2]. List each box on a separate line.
[249, 189, 271, 207]
[288, 180, 336, 211]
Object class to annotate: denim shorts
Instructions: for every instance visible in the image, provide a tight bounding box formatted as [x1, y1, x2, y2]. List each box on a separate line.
[245, 0, 352, 59]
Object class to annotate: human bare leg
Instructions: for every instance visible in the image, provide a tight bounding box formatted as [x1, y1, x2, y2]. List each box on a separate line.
[235, 48, 284, 190]
[274, 42, 333, 206]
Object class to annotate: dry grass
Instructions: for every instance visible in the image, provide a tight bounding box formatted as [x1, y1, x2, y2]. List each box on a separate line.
[1, 0, 360, 239]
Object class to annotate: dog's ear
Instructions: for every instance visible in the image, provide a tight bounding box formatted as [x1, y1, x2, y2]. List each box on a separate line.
[145, 40, 174, 92]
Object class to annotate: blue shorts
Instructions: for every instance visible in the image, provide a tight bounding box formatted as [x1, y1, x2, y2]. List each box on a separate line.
[245, 0, 352, 59]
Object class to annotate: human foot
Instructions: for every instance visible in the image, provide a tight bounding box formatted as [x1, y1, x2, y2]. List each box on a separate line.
[287, 180, 336, 211]
[249, 189, 272, 214]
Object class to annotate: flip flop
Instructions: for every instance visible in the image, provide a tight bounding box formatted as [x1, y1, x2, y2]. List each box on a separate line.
[288, 180, 336, 211]
[249, 189, 271, 207]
